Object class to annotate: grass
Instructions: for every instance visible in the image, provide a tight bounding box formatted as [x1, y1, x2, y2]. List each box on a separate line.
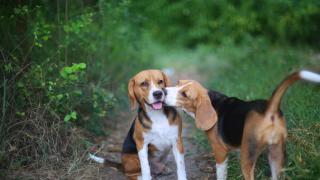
[156, 39, 320, 179]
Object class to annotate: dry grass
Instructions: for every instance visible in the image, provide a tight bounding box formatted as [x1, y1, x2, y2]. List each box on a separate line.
[1, 104, 91, 179]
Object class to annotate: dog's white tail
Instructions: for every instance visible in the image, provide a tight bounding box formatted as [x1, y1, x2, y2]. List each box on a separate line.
[89, 153, 105, 164]
[299, 70, 320, 82]
[89, 153, 122, 170]
[267, 70, 320, 113]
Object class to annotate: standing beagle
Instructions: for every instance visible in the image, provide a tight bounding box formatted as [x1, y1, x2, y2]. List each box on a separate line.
[164, 70, 320, 180]
[90, 70, 187, 180]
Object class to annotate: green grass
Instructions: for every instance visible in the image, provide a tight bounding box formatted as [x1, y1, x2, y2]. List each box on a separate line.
[156, 39, 320, 179]
[202, 43, 320, 179]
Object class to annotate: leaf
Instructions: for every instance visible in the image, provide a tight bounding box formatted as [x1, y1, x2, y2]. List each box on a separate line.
[70, 111, 77, 120]
[64, 111, 77, 122]
[56, 94, 63, 100]
[78, 63, 86, 69]
[64, 115, 71, 122]
[42, 35, 49, 41]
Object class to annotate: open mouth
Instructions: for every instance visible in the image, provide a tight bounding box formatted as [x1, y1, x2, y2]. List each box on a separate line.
[151, 101, 163, 110]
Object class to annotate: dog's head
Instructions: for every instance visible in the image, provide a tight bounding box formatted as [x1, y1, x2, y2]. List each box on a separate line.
[128, 69, 170, 111]
[164, 80, 217, 131]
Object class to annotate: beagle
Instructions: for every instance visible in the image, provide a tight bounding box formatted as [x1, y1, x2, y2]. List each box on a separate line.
[90, 70, 187, 180]
[164, 70, 320, 180]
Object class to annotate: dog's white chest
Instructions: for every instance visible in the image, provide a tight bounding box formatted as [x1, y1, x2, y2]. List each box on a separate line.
[143, 111, 178, 151]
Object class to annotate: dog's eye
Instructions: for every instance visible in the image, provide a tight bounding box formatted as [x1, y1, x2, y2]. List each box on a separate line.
[158, 80, 164, 85]
[140, 81, 149, 87]
[181, 91, 187, 98]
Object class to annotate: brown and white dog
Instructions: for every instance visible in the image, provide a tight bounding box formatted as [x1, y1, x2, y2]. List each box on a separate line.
[90, 70, 187, 180]
[164, 70, 320, 180]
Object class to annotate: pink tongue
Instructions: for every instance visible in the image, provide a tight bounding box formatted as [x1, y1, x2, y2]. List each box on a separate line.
[152, 102, 163, 110]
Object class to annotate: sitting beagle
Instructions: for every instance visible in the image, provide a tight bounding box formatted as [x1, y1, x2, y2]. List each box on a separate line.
[164, 70, 320, 180]
[90, 70, 187, 180]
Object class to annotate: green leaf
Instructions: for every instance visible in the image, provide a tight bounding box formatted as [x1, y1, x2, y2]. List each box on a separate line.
[78, 63, 86, 69]
[42, 35, 49, 41]
[70, 111, 77, 119]
[64, 115, 71, 122]
[64, 111, 77, 122]
[56, 94, 63, 100]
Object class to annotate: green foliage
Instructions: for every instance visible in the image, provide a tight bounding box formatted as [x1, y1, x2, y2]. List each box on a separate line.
[1, 0, 319, 178]
[0, 0, 151, 172]
[59, 63, 86, 81]
[136, 0, 320, 46]
[64, 111, 77, 122]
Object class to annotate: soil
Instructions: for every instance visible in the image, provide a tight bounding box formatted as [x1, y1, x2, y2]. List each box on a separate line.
[81, 112, 217, 180]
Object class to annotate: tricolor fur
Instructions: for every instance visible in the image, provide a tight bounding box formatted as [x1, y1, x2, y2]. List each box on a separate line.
[90, 70, 187, 180]
[164, 70, 320, 180]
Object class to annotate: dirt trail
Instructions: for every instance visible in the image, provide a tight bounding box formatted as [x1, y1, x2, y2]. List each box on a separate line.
[84, 68, 216, 180]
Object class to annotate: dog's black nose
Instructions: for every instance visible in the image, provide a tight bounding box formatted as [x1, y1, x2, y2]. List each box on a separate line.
[153, 91, 163, 99]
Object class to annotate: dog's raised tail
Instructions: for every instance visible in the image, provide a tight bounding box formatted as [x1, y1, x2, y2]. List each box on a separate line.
[266, 70, 320, 114]
[89, 153, 122, 170]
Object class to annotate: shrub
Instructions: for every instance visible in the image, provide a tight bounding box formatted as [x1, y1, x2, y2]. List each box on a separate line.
[135, 0, 320, 46]
[0, 0, 151, 173]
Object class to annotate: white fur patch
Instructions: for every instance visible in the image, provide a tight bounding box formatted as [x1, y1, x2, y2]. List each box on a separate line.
[164, 83, 192, 106]
[140, 105, 186, 179]
[164, 87, 179, 106]
[148, 81, 164, 104]
[88, 153, 105, 164]
[165, 83, 195, 120]
[216, 158, 228, 180]
[144, 105, 179, 150]
[172, 142, 187, 180]
[299, 70, 320, 83]
[138, 144, 152, 180]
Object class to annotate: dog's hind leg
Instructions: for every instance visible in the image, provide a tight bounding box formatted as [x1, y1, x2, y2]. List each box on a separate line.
[268, 142, 285, 180]
[240, 134, 263, 180]
[122, 153, 141, 179]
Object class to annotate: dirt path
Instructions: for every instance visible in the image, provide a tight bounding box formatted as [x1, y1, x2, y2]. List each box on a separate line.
[83, 67, 217, 180]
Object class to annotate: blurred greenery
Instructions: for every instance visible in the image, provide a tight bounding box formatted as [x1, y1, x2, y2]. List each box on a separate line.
[0, 0, 319, 179]
[136, 0, 320, 46]
[157, 42, 320, 179]
[196, 43, 320, 179]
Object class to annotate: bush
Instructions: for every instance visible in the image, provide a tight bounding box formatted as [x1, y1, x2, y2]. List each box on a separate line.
[135, 0, 320, 46]
[0, 0, 151, 173]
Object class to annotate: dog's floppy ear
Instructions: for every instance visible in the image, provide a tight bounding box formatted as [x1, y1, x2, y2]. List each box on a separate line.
[128, 78, 137, 110]
[161, 71, 171, 86]
[195, 96, 217, 131]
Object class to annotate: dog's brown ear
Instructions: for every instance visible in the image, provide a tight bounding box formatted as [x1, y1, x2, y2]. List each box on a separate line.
[128, 78, 137, 110]
[195, 96, 217, 131]
[161, 71, 171, 86]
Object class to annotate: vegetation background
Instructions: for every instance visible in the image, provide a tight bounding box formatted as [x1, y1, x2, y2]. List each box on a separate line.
[0, 0, 319, 179]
